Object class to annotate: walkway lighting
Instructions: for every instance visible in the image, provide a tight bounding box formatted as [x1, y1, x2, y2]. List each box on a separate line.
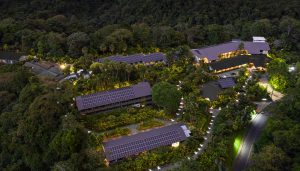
[289, 66, 295, 72]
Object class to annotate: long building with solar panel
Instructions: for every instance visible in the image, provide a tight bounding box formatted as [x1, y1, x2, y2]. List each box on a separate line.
[103, 123, 191, 164]
[96, 52, 167, 65]
[75, 82, 152, 115]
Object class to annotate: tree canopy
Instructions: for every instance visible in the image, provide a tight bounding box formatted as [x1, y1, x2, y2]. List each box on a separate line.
[152, 82, 181, 113]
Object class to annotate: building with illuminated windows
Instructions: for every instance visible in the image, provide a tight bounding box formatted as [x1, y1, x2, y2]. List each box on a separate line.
[191, 36, 270, 63]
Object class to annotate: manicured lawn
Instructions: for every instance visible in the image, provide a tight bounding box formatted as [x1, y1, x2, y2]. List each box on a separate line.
[137, 119, 164, 131]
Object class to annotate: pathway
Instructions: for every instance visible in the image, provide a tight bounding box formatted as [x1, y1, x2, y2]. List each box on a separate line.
[233, 75, 284, 171]
[151, 108, 221, 171]
[232, 112, 269, 171]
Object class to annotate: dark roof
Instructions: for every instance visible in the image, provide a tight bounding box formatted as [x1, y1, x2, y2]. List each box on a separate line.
[24, 61, 63, 80]
[201, 81, 222, 101]
[209, 54, 271, 71]
[0, 51, 26, 60]
[218, 78, 236, 88]
[96, 52, 167, 64]
[103, 123, 190, 162]
[76, 82, 152, 111]
[191, 41, 270, 61]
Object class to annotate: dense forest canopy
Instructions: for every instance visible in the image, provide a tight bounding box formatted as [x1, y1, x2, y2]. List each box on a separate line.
[1, 1, 300, 171]
[0, 0, 300, 59]
[0, 0, 299, 26]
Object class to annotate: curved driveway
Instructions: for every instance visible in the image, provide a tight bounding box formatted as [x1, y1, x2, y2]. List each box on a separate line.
[232, 113, 269, 171]
[233, 75, 284, 171]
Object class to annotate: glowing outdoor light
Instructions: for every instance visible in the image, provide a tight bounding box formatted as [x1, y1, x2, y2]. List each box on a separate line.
[198, 148, 201, 151]
[207, 131, 210, 134]
[208, 127, 211, 130]
[200, 144, 203, 147]
[170, 119, 175, 122]
[157, 166, 161, 170]
[60, 63, 67, 70]
[262, 98, 267, 101]
[176, 113, 180, 116]
[204, 137, 207, 140]
[234, 137, 242, 155]
[289, 66, 295, 72]
[194, 151, 198, 155]
[219, 107, 222, 110]
[187, 157, 191, 160]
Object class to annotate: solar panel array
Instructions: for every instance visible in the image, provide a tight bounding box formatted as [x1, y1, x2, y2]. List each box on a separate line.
[218, 77, 236, 89]
[143, 52, 167, 63]
[96, 52, 167, 64]
[76, 82, 151, 111]
[103, 123, 190, 162]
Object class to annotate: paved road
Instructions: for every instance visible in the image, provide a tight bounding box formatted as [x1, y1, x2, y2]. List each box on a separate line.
[233, 75, 284, 171]
[232, 113, 269, 171]
[259, 75, 284, 102]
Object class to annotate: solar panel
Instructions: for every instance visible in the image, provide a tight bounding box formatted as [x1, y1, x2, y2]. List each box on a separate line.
[76, 82, 151, 112]
[96, 53, 167, 65]
[103, 123, 190, 162]
[218, 78, 236, 88]
[143, 52, 167, 63]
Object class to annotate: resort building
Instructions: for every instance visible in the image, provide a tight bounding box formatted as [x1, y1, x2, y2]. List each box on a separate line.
[24, 61, 64, 81]
[75, 82, 152, 115]
[103, 123, 190, 164]
[191, 37, 270, 63]
[96, 52, 167, 65]
[0, 51, 27, 64]
[208, 54, 272, 73]
[201, 77, 237, 101]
